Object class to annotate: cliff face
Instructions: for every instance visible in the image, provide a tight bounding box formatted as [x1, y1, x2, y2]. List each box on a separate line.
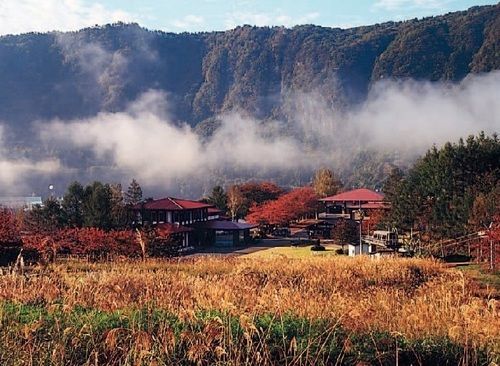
[0, 4, 498, 133]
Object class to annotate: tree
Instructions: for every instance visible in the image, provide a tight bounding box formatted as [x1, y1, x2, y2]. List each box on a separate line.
[0, 209, 21, 245]
[469, 186, 499, 230]
[312, 168, 342, 198]
[385, 133, 500, 239]
[227, 185, 247, 221]
[331, 219, 358, 252]
[124, 179, 143, 206]
[83, 182, 113, 230]
[207, 185, 228, 212]
[23, 198, 65, 234]
[110, 183, 128, 228]
[62, 181, 85, 227]
[0, 209, 22, 266]
[246, 187, 319, 228]
[239, 181, 284, 206]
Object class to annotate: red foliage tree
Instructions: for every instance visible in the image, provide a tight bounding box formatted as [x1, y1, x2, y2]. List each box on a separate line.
[246, 187, 319, 227]
[0, 209, 21, 246]
[0, 209, 23, 265]
[22, 227, 141, 261]
[362, 209, 387, 234]
[239, 181, 284, 206]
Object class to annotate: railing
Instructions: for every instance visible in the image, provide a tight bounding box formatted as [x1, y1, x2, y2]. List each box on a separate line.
[318, 213, 351, 219]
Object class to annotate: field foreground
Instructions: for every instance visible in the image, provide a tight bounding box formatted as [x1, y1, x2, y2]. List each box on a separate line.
[0, 256, 498, 365]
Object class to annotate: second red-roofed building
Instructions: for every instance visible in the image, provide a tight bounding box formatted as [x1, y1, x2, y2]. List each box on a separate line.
[319, 188, 389, 221]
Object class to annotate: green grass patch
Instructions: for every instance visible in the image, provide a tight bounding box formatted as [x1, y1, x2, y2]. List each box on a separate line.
[244, 245, 340, 259]
[456, 264, 500, 290]
[0, 301, 492, 366]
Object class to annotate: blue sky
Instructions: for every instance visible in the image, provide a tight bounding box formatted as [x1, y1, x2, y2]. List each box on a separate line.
[0, 0, 496, 35]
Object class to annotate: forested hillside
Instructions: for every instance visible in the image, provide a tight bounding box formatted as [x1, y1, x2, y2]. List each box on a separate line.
[0, 4, 498, 133]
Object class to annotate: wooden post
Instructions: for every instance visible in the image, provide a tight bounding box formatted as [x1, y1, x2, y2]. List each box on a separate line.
[490, 239, 494, 271]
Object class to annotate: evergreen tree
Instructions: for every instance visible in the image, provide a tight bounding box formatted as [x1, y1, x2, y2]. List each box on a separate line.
[124, 179, 143, 206]
[24, 197, 65, 234]
[387, 133, 500, 239]
[207, 185, 228, 212]
[62, 181, 85, 227]
[83, 182, 113, 230]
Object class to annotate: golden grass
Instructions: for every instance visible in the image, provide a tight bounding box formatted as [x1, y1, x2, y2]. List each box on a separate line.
[0, 256, 499, 364]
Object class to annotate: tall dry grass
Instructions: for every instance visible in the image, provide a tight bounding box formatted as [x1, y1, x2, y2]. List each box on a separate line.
[0, 256, 498, 365]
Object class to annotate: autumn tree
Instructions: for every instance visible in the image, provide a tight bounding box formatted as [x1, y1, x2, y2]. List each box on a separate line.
[0, 209, 21, 245]
[0, 209, 22, 265]
[110, 183, 128, 228]
[207, 185, 228, 212]
[312, 168, 342, 198]
[246, 187, 319, 228]
[331, 219, 358, 252]
[227, 185, 247, 221]
[239, 181, 284, 206]
[124, 179, 143, 206]
[468, 185, 499, 231]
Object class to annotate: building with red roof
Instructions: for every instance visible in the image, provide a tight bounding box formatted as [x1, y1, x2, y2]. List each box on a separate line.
[131, 196, 255, 249]
[319, 188, 389, 222]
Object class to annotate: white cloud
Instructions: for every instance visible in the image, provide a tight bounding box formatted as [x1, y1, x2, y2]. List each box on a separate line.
[0, 0, 137, 36]
[374, 0, 451, 11]
[38, 90, 306, 188]
[172, 15, 206, 30]
[36, 72, 500, 191]
[224, 11, 319, 29]
[0, 126, 61, 189]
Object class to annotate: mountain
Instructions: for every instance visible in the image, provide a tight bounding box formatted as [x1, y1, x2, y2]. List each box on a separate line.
[0, 4, 498, 135]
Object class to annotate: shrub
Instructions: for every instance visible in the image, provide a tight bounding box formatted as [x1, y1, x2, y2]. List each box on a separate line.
[311, 244, 326, 251]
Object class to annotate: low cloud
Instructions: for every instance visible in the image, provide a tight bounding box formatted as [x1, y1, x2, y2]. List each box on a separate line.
[0, 126, 61, 192]
[37, 71, 500, 194]
[39, 91, 305, 188]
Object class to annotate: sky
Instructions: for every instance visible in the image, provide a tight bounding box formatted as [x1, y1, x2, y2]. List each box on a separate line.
[0, 0, 496, 36]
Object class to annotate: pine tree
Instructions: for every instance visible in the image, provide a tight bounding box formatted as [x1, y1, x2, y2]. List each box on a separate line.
[83, 182, 113, 230]
[62, 181, 85, 227]
[124, 179, 143, 206]
[207, 185, 228, 212]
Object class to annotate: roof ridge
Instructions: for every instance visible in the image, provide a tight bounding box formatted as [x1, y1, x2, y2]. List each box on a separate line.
[167, 197, 184, 209]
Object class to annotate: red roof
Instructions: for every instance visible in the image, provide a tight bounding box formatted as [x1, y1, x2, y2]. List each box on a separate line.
[156, 223, 193, 235]
[133, 197, 214, 211]
[320, 188, 384, 203]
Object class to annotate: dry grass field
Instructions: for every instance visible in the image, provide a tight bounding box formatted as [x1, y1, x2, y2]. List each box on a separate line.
[0, 256, 498, 365]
